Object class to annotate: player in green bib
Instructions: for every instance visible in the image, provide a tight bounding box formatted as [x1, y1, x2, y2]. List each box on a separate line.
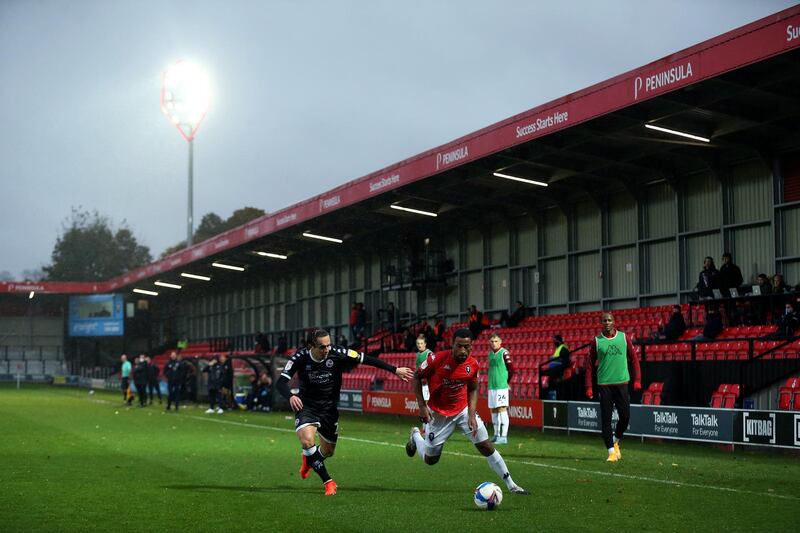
[584, 312, 641, 462]
[487, 333, 514, 444]
[415, 335, 432, 401]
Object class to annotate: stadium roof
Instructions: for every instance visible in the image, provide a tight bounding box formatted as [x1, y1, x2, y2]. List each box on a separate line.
[5, 4, 800, 296]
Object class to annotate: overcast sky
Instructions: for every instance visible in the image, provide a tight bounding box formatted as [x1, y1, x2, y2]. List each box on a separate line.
[1, 0, 796, 280]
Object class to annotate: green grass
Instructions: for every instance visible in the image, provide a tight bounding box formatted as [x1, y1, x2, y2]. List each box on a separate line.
[1, 384, 799, 532]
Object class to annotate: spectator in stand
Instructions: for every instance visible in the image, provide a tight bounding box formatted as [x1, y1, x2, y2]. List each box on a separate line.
[276, 335, 288, 355]
[772, 273, 791, 294]
[432, 318, 445, 344]
[219, 353, 234, 410]
[500, 301, 526, 328]
[203, 357, 224, 414]
[255, 331, 271, 353]
[719, 253, 743, 297]
[349, 303, 359, 342]
[651, 305, 686, 342]
[693, 308, 723, 341]
[176, 333, 189, 351]
[542, 334, 571, 383]
[120, 354, 132, 405]
[751, 273, 774, 325]
[403, 328, 417, 352]
[385, 302, 397, 333]
[764, 302, 799, 339]
[133, 354, 149, 408]
[164, 351, 185, 411]
[146, 356, 162, 405]
[356, 303, 367, 339]
[467, 304, 485, 340]
[421, 321, 437, 351]
[695, 256, 719, 299]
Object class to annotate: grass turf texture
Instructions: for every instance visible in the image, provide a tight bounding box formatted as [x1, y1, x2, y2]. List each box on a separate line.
[1, 385, 799, 532]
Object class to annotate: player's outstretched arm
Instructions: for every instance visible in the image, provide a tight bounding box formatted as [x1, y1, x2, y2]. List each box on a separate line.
[362, 355, 411, 381]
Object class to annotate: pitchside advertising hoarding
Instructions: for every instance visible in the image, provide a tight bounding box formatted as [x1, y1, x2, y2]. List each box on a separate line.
[362, 391, 543, 427]
[68, 294, 124, 336]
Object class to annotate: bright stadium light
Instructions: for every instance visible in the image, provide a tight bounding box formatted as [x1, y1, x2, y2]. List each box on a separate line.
[133, 288, 159, 296]
[154, 281, 182, 289]
[161, 60, 211, 247]
[644, 124, 710, 143]
[212, 262, 245, 272]
[257, 251, 288, 260]
[180, 272, 211, 281]
[302, 232, 343, 243]
[390, 204, 438, 217]
[493, 172, 548, 187]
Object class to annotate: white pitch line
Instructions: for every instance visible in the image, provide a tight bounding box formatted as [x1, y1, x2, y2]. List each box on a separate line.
[187, 415, 799, 501]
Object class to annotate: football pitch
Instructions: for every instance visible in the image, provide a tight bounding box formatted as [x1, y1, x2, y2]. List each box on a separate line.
[1, 385, 798, 532]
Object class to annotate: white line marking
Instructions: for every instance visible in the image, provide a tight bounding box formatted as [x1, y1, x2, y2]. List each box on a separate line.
[186, 415, 799, 501]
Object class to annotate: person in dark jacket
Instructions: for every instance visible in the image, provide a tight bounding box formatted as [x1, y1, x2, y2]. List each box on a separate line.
[219, 353, 234, 409]
[764, 302, 800, 339]
[132, 354, 149, 407]
[652, 305, 687, 341]
[203, 357, 224, 414]
[695, 257, 719, 299]
[693, 308, 723, 341]
[164, 351, 186, 411]
[146, 356, 162, 405]
[719, 253, 743, 296]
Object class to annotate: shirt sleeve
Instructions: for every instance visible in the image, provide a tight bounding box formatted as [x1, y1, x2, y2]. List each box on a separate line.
[626, 335, 641, 384]
[503, 350, 514, 382]
[280, 351, 303, 381]
[585, 341, 597, 390]
[416, 352, 437, 379]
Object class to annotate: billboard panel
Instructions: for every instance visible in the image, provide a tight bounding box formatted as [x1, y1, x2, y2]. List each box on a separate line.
[68, 294, 124, 337]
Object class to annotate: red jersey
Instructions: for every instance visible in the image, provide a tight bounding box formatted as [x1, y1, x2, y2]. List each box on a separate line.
[417, 350, 479, 417]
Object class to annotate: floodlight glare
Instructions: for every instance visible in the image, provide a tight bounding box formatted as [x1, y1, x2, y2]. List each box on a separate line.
[212, 262, 245, 272]
[390, 205, 438, 217]
[257, 252, 288, 260]
[493, 172, 548, 187]
[133, 288, 159, 296]
[154, 281, 182, 289]
[161, 61, 210, 141]
[644, 124, 710, 143]
[180, 272, 211, 281]
[302, 232, 343, 243]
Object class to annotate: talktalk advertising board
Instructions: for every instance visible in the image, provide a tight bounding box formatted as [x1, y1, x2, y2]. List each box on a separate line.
[68, 294, 124, 337]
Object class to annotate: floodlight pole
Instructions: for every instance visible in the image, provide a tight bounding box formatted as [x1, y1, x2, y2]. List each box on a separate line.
[187, 138, 194, 247]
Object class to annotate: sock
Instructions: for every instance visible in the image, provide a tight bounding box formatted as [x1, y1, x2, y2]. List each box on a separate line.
[608, 447, 615, 454]
[491, 412, 498, 435]
[486, 450, 517, 489]
[500, 411, 510, 437]
[412, 430, 427, 461]
[613, 435, 620, 444]
[304, 447, 331, 483]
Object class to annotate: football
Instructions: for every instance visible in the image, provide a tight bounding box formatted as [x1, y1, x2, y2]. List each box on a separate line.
[473, 482, 503, 510]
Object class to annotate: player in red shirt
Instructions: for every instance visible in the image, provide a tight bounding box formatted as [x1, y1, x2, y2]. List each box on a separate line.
[405, 328, 530, 495]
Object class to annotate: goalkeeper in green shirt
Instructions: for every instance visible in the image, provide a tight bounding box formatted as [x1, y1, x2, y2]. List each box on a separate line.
[585, 312, 641, 462]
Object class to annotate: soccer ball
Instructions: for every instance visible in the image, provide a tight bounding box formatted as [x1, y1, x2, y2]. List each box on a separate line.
[473, 482, 503, 510]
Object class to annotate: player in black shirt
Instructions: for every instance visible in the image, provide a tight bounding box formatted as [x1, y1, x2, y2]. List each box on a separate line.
[276, 329, 413, 496]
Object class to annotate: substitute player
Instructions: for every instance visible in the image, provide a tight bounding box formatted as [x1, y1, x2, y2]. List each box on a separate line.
[405, 328, 529, 495]
[487, 333, 514, 444]
[415, 334, 432, 401]
[276, 329, 413, 496]
[584, 312, 641, 462]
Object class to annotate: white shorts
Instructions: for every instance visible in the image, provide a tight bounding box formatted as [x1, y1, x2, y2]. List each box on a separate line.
[422, 384, 430, 401]
[424, 406, 489, 457]
[488, 388, 510, 409]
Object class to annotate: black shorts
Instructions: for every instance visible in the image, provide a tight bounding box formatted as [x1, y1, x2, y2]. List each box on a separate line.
[295, 406, 339, 444]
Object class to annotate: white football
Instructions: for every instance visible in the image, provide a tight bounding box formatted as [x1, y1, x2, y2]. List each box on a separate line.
[473, 481, 503, 510]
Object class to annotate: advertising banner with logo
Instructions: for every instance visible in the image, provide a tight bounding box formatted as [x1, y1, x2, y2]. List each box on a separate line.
[338, 390, 363, 412]
[68, 294, 124, 337]
[363, 391, 543, 428]
[735, 410, 800, 449]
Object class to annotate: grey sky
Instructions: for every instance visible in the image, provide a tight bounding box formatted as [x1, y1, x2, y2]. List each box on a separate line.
[1, 0, 796, 280]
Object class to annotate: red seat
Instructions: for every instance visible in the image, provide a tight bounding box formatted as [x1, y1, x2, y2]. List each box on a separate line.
[779, 388, 792, 410]
[711, 392, 723, 408]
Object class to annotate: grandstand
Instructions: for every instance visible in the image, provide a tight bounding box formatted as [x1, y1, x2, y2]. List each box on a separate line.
[2, 6, 800, 435]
